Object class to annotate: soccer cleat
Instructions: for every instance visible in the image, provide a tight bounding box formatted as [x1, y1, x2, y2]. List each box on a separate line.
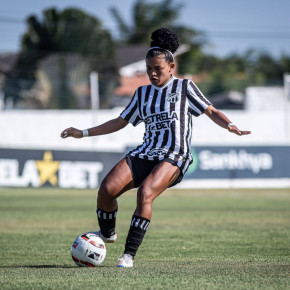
[117, 254, 134, 268]
[90, 231, 117, 243]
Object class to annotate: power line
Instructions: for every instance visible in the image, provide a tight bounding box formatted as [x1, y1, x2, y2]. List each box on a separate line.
[0, 17, 24, 24]
[205, 31, 290, 40]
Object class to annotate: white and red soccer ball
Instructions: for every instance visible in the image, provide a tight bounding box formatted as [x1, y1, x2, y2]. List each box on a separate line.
[71, 232, 106, 267]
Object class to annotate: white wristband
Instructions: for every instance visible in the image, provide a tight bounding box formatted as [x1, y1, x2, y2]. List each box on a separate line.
[82, 129, 89, 137]
[227, 123, 234, 128]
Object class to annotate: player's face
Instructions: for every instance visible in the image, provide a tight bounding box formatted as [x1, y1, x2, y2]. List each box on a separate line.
[146, 55, 175, 87]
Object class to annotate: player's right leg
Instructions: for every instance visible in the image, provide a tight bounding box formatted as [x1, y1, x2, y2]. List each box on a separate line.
[95, 158, 134, 243]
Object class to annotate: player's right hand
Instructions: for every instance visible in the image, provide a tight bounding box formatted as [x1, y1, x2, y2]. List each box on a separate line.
[60, 127, 83, 139]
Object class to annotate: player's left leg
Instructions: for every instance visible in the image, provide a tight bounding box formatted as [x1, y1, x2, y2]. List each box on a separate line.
[118, 161, 180, 267]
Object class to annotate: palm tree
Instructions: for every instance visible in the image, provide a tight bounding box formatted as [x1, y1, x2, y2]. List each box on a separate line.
[110, 0, 200, 45]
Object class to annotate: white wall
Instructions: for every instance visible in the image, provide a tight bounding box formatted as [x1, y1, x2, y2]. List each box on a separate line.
[245, 87, 285, 111]
[0, 108, 289, 152]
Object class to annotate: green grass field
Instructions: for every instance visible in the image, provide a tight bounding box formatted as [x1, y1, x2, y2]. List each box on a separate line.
[0, 188, 289, 289]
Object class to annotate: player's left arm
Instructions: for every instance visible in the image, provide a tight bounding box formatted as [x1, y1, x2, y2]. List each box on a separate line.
[204, 105, 251, 136]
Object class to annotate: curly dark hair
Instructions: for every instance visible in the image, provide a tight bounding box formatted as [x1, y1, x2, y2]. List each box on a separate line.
[150, 27, 179, 53]
[146, 27, 179, 62]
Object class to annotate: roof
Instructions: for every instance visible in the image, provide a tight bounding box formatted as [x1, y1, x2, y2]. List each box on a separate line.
[114, 74, 150, 97]
[115, 45, 148, 68]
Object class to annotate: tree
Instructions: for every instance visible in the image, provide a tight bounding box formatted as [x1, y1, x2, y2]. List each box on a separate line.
[178, 45, 290, 100]
[5, 8, 118, 109]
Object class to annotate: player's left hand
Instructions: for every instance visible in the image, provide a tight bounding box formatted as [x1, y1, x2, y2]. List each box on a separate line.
[228, 125, 251, 136]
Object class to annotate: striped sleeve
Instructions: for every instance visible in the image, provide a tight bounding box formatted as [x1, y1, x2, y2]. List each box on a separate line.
[120, 88, 143, 126]
[187, 80, 212, 116]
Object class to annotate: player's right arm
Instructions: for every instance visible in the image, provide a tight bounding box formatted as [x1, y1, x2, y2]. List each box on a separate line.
[60, 116, 129, 139]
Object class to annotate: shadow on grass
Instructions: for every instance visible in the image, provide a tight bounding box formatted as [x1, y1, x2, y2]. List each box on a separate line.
[0, 265, 74, 269]
[0, 265, 113, 268]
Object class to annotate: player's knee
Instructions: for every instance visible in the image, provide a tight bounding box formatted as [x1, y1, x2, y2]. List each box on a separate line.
[136, 186, 153, 209]
[98, 179, 116, 201]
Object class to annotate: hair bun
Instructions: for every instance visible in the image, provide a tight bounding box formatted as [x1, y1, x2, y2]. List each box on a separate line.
[150, 28, 179, 54]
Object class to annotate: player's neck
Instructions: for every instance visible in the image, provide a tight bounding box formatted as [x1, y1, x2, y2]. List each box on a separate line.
[153, 75, 174, 89]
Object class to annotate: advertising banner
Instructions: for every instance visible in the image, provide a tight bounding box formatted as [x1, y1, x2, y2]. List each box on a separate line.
[0, 146, 289, 188]
[0, 149, 123, 188]
[185, 146, 290, 179]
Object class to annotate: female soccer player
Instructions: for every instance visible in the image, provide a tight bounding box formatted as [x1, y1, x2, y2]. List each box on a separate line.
[61, 28, 251, 267]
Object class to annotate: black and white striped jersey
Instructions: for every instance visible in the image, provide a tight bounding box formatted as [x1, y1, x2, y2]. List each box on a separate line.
[120, 76, 211, 167]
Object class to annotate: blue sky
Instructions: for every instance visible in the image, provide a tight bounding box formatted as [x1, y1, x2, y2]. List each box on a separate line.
[1, 0, 290, 58]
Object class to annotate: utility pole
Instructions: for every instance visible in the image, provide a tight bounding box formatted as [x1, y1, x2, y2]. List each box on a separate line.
[284, 73, 290, 142]
[90, 71, 99, 126]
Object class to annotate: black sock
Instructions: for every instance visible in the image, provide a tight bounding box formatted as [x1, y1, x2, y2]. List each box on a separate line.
[96, 208, 118, 238]
[124, 215, 150, 257]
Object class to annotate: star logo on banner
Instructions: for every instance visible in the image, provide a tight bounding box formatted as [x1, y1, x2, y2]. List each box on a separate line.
[35, 151, 60, 186]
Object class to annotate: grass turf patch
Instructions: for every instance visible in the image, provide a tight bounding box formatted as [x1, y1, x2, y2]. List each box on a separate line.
[0, 188, 289, 289]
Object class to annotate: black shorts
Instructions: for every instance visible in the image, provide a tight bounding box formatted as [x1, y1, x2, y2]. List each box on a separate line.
[125, 154, 185, 188]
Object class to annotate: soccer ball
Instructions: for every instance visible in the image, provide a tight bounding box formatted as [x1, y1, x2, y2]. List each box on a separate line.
[71, 232, 106, 267]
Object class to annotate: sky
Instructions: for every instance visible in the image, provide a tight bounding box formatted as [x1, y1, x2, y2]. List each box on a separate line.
[0, 0, 290, 58]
